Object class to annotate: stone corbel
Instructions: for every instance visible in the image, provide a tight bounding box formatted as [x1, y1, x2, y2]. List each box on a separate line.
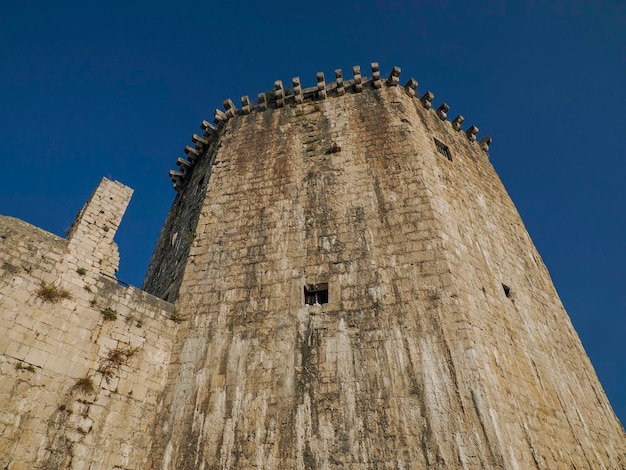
[274, 80, 285, 108]
[169, 170, 184, 190]
[257, 92, 267, 110]
[371, 62, 382, 89]
[241, 96, 252, 114]
[466, 125, 479, 142]
[192, 134, 208, 151]
[223, 99, 237, 118]
[184, 145, 200, 163]
[176, 157, 192, 174]
[201, 120, 217, 139]
[451, 115, 464, 131]
[404, 78, 418, 97]
[387, 66, 401, 86]
[479, 136, 492, 152]
[293, 77, 303, 104]
[420, 91, 434, 109]
[436, 103, 449, 121]
[353, 65, 363, 92]
[317, 72, 327, 99]
[335, 69, 344, 96]
[214, 108, 227, 124]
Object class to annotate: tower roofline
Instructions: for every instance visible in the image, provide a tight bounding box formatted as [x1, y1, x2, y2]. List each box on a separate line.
[169, 62, 492, 191]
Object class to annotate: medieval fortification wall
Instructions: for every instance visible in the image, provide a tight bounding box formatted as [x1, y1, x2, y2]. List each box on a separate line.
[1, 63, 625, 469]
[0, 179, 177, 469]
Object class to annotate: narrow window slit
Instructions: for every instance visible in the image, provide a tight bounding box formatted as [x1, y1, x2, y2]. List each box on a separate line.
[502, 283, 512, 299]
[304, 283, 329, 305]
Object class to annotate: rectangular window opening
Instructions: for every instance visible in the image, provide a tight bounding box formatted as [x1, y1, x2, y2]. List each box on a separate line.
[304, 283, 329, 305]
[434, 138, 452, 161]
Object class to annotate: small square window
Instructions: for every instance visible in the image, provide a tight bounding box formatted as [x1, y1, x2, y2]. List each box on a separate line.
[434, 138, 452, 161]
[304, 283, 328, 305]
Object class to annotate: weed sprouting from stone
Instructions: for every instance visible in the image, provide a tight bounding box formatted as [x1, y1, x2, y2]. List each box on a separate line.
[36, 281, 72, 303]
[101, 308, 117, 321]
[74, 376, 95, 394]
[15, 361, 36, 372]
[170, 310, 187, 324]
[97, 345, 140, 380]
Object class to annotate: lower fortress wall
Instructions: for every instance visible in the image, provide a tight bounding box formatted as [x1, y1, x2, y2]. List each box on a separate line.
[0, 180, 177, 469]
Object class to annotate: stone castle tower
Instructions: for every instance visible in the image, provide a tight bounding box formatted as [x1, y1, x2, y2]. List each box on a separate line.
[1, 63, 625, 469]
[142, 64, 626, 468]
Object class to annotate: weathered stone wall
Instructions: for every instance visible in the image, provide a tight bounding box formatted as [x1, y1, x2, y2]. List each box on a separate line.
[0, 179, 177, 469]
[142, 139, 217, 302]
[415, 102, 626, 468]
[149, 80, 626, 468]
[3, 68, 625, 469]
[66, 178, 133, 277]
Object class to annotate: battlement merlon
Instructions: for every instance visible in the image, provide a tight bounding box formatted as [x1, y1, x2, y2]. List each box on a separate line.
[168, 62, 492, 191]
[66, 177, 133, 277]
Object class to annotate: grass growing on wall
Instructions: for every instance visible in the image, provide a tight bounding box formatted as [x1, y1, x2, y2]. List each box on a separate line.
[101, 308, 117, 321]
[36, 281, 72, 303]
[74, 376, 95, 393]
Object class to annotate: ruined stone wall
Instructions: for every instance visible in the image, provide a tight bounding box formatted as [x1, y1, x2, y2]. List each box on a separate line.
[0, 179, 177, 469]
[66, 178, 133, 278]
[149, 72, 626, 468]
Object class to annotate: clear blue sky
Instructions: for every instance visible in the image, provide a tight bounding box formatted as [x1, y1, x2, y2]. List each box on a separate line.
[1, 1, 624, 425]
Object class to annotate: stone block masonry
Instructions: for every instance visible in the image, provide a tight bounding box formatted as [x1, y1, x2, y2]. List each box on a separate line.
[0, 179, 177, 469]
[1, 63, 626, 469]
[147, 65, 626, 468]
[66, 178, 133, 277]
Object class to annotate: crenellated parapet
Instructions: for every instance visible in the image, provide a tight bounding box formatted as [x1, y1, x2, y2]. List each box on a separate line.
[168, 62, 492, 191]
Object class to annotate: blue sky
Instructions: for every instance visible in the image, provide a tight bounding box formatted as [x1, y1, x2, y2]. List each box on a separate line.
[1, 2, 625, 425]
